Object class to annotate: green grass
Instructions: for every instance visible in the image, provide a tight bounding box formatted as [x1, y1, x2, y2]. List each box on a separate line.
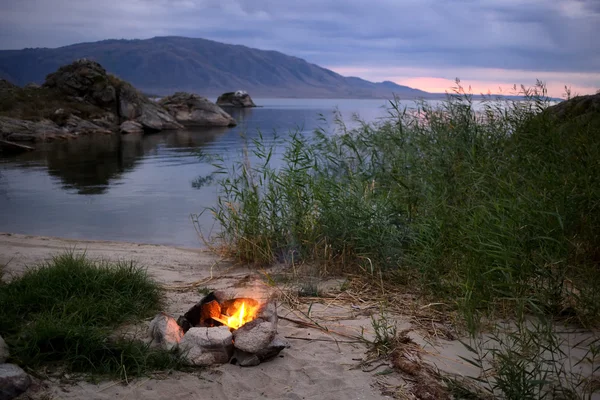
[0, 252, 182, 377]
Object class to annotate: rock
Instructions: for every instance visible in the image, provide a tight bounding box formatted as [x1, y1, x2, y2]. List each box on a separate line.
[0, 335, 8, 363]
[544, 92, 600, 122]
[257, 301, 278, 327]
[180, 326, 234, 366]
[231, 336, 289, 367]
[0, 140, 35, 154]
[0, 116, 65, 142]
[232, 319, 276, 354]
[43, 59, 116, 108]
[216, 90, 257, 108]
[0, 364, 31, 400]
[24, 83, 40, 89]
[118, 82, 183, 131]
[119, 121, 144, 135]
[148, 313, 184, 351]
[91, 113, 118, 130]
[256, 336, 290, 361]
[64, 115, 112, 136]
[159, 92, 236, 127]
[232, 349, 261, 367]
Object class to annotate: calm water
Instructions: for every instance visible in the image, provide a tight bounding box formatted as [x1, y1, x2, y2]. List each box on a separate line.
[0, 98, 403, 247]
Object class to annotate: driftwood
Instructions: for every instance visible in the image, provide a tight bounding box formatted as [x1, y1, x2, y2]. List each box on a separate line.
[0, 139, 35, 153]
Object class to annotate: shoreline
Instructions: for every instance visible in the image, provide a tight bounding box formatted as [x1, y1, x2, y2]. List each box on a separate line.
[0, 232, 214, 284]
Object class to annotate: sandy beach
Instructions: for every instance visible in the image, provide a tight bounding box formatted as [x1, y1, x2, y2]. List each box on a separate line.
[1, 233, 597, 400]
[0, 233, 411, 399]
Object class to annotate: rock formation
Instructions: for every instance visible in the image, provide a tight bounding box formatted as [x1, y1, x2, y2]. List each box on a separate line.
[216, 90, 257, 108]
[0, 59, 247, 143]
[44, 59, 117, 108]
[159, 92, 237, 127]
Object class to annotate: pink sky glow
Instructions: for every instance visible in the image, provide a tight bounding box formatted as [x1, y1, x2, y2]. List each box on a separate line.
[328, 66, 600, 98]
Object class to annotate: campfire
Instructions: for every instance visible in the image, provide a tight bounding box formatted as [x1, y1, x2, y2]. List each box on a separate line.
[148, 291, 289, 367]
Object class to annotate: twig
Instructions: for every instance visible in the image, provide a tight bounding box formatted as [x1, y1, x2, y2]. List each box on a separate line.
[284, 336, 362, 344]
[362, 362, 390, 373]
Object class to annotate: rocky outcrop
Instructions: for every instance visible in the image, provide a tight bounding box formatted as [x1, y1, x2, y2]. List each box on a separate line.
[159, 92, 237, 127]
[0, 59, 193, 142]
[0, 114, 111, 142]
[216, 90, 256, 108]
[119, 121, 144, 134]
[118, 81, 183, 131]
[44, 59, 117, 108]
[64, 115, 112, 136]
[0, 117, 64, 142]
[544, 92, 600, 122]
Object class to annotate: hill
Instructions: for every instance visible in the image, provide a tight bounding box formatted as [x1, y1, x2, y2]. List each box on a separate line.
[0, 36, 431, 99]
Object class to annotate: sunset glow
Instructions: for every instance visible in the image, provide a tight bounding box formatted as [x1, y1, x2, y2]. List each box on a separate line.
[328, 67, 600, 98]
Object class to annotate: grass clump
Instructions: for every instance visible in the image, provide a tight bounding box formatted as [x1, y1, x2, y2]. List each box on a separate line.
[0, 252, 181, 377]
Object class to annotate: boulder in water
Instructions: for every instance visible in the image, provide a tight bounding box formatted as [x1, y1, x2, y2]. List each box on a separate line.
[159, 92, 236, 127]
[216, 90, 256, 108]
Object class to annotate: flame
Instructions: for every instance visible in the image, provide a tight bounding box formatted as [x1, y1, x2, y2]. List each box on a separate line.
[223, 301, 258, 330]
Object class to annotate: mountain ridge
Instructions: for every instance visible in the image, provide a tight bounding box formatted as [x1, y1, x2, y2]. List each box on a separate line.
[0, 36, 433, 99]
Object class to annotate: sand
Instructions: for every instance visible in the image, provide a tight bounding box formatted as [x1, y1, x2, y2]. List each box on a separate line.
[0, 233, 410, 399]
[1, 232, 598, 400]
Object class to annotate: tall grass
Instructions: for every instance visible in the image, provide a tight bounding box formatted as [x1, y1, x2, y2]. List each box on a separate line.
[203, 83, 600, 397]
[205, 82, 599, 329]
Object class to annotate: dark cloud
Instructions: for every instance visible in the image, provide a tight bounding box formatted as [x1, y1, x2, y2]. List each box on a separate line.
[0, 0, 598, 79]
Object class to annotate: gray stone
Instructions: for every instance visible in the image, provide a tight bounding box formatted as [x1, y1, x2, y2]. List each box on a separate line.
[256, 336, 290, 361]
[232, 349, 261, 367]
[24, 83, 40, 89]
[148, 313, 184, 351]
[232, 319, 276, 354]
[118, 83, 183, 131]
[91, 112, 118, 130]
[119, 120, 144, 134]
[159, 92, 236, 127]
[0, 335, 8, 363]
[180, 326, 234, 366]
[216, 91, 257, 108]
[64, 115, 112, 136]
[257, 301, 278, 327]
[0, 364, 31, 400]
[0, 116, 65, 142]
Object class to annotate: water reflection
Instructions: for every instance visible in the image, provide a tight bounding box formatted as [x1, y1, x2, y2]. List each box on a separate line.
[0, 98, 391, 247]
[3, 127, 230, 195]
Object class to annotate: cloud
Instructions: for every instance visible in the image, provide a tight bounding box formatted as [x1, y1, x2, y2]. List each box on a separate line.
[0, 0, 598, 94]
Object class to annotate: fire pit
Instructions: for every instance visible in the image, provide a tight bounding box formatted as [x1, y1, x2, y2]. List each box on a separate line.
[148, 291, 289, 367]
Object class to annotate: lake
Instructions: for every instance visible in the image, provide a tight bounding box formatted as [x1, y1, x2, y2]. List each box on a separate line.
[1, 98, 410, 247]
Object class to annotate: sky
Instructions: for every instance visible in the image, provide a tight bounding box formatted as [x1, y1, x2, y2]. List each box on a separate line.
[0, 0, 598, 97]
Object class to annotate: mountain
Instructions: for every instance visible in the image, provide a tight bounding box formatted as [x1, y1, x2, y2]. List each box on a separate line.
[0, 36, 431, 99]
